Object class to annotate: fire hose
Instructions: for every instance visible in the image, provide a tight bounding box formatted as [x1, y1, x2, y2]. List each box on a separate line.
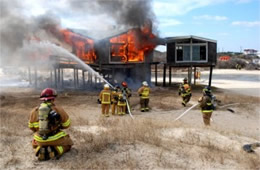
[174, 103, 198, 121]
[125, 98, 134, 120]
[122, 89, 134, 120]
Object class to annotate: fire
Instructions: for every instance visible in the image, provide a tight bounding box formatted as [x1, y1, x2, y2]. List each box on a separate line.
[60, 29, 96, 63]
[110, 26, 156, 63]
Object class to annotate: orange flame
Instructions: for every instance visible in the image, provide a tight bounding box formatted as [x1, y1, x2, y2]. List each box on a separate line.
[110, 25, 156, 63]
[60, 29, 96, 63]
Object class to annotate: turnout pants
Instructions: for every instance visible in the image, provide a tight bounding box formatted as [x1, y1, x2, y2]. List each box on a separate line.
[182, 95, 191, 106]
[140, 98, 149, 111]
[117, 105, 126, 115]
[111, 103, 117, 115]
[202, 111, 212, 126]
[32, 134, 73, 158]
[102, 104, 110, 116]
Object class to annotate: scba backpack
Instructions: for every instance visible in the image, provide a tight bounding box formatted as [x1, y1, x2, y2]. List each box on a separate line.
[38, 103, 61, 140]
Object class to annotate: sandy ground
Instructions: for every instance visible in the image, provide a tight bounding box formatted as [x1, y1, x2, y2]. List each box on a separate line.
[0, 68, 260, 169]
[152, 68, 260, 97]
[0, 81, 259, 169]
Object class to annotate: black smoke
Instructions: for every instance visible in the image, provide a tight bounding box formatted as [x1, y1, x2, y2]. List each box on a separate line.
[67, 0, 155, 28]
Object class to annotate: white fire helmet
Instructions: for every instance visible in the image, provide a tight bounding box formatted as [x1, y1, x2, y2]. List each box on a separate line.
[142, 81, 148, 86]
[104, 84, 109, 89]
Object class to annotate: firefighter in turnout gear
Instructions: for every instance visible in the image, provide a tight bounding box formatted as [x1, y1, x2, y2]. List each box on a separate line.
[198, 86, 214, 126]
[28, 88, 73, 161]
[111, 85, 120, 115]
[117, 91, 127, 115]
[99, 84, 112, 117]
[121, 81, 132, 113]
[138, 81, 150, 112]
[178, 78, 192, 107]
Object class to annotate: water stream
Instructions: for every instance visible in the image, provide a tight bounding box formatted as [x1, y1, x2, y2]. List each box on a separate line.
[32, 41, 114, 88]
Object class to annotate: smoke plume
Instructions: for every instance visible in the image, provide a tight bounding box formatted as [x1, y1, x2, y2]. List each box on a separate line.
[0, 0, 61, 66]
[68, 0, 155, 28]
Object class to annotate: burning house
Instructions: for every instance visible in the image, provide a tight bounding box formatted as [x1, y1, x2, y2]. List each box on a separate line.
[55, 24, 159, 88]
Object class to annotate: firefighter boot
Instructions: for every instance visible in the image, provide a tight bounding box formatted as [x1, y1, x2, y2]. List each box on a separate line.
[37, 147, 47, 161]
[47, 146, 57, 159]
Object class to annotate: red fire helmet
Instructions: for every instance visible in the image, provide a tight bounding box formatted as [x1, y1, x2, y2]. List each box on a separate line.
[121, 81, 128, 87]
[40, 88, 57, 101]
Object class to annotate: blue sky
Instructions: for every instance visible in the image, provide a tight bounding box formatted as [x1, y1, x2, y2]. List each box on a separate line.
[153, 0, 260, 52]
[22, 0, 260, 53]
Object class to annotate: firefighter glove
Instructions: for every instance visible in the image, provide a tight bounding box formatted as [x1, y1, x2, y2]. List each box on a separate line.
[97, 99, 101, 104]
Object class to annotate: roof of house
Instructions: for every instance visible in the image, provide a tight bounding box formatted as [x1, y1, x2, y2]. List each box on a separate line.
[68, 26, 136, 41]
[165, 35, 217, 43]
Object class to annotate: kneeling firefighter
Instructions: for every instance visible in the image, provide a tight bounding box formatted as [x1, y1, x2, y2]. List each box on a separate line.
[28, 88, 73, 161]
[178, 78, 192, 107]
[138, 81, 150, 112]
[198, 86, 214, 126]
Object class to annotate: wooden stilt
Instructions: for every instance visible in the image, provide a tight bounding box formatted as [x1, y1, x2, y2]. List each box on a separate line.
[82, 70, 85, 88]
[58, 68, 60, 88]
[34, 67, 37, 88]
[163, 64, 166, 87]
[73, 68, 76, 88]
[50, 69, 53, 87]
[155, 64, 158, 86]
[28, 67, 32, 85]
[194, 67, 197, 85]
[208, 66, 213, 87]
[61, 69, 64, 88]
[169, 66, 172, 86]
[76, 69, 79, 88]
[54, 68, 57, 88]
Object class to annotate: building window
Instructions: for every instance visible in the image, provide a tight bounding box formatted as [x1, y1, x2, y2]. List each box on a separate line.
[176, 43, 207, 62]
[176, 45, 190, 61]
[192, 45, 206, 61]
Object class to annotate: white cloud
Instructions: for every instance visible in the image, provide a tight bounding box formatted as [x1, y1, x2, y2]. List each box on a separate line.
[232, 21, 260, 27]
[159, 18, 182, 27]
[193, 15, 228, 21]
[153, 0, 226, 17]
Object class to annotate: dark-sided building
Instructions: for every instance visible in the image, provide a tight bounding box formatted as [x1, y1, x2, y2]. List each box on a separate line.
[163, 35, 217, 86]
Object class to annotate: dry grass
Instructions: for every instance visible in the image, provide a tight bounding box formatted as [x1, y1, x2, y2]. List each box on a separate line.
[1, 88, 259, 169]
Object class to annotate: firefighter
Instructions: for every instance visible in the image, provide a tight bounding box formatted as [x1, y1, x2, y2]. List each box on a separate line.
[28, 88, 73, 161]
[121, 81, 132, 113]
[178, 78, 192, 107]
[198, 86, 214, 126]
[98, 84, 112, 117]
[111, 85, 120, 115]
[138, 81, 150, 112]
[117, 91, 127, 115]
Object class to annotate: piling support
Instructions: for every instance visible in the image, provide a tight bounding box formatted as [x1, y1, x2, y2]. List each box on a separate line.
[34, 67, 37, 88]
[208, 66, 213, 87]
[163, 64, 166, 87]
[82, 70, 85, 88]
[61, 69, 64, 88]
[194, 67, 197, 85]
[155, 64, 158, 86]
[28, 67, 32, 85]
[169, 66, 172, 86]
